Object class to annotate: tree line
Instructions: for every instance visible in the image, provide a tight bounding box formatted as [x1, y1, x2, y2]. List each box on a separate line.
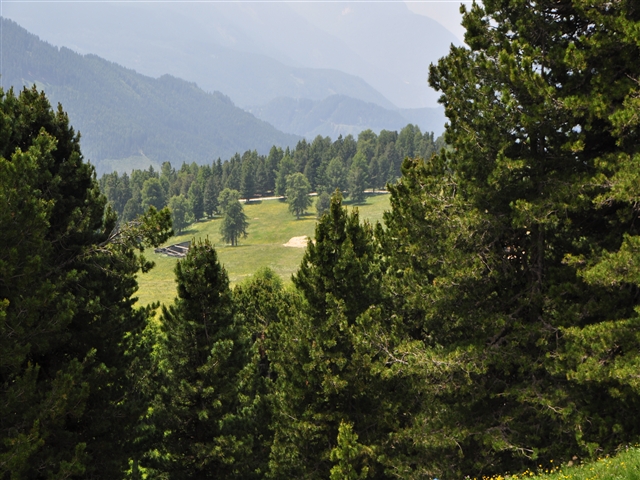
[99, 126, 444, 229]
[4, 2, 640, 479]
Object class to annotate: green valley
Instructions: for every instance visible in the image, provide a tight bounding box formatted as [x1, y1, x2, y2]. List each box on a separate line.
[136, 194, 389, 306]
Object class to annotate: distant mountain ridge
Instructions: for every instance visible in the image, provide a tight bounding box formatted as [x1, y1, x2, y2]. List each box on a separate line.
[1, 18, 300, 175]
[0, 1, 397, 109]
[1, 0, 459, 109]
[249, 95, 445, 138]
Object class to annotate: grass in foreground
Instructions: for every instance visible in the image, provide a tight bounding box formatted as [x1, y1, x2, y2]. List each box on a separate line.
[136, 193, 390, 306]
[474, 446, 640, 480]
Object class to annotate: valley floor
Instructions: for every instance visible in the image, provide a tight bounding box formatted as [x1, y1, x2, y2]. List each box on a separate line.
[136, 193, 390, 306]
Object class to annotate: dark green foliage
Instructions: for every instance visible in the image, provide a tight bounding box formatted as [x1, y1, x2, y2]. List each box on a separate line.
[149, 239, 252, 478]
[121, 189, 144, 222]
[0, 86, 172, 478]
[323, 156, 348, 194]
[218, 187, 241, 213]
[364, 1, 640, 477]
[285, 172, 312, 219]
[203, 175, 220, 217]
[347, 152, 368, 203]
[241, 151, 257, 201]
[316, 191, 331, 217]
[100, 127, 444, 217]
[218, 189, 248, 247]
[268, 192, 384, 478]
[141, 177, 166, 210]
[294, 192, 380, 322]
[187, 181, 204, 221]
[274, 155, 296, 197]
[232, 268, 295, 479]
[82, 3, 640, 479]
[168, 194, 190, 233]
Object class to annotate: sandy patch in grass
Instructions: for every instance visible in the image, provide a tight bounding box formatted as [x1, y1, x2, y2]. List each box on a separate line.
[283, 236, 310, 248]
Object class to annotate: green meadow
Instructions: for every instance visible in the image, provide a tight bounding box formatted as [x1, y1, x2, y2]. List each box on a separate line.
[480, 446, 640, 480]
[136, 193, 390, 306]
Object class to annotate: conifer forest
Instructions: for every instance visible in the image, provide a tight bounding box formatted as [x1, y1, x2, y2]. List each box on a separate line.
[2, 1, 640, 479]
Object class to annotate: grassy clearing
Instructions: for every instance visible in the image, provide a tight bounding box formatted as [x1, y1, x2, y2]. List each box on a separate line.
[475, 446, 640, 480]
[136, 193, 390, 307]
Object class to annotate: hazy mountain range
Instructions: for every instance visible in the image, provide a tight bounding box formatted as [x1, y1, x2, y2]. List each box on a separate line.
[249, 95, 445, 139]
[1, 2, 455, 172]
[2, 0, 459, 109]
[2, 18, 300, 175]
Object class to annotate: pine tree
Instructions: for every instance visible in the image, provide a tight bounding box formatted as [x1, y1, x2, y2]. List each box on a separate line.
[269, 192, 385, 478]
[374, 1, 640, 476]
[187, 180, 204, 221]
[232, 268, 296, 478]
[285, 172, 312, 219]
[347, 152, 368, 203]
[0, 86, 172, 478]
[274, 155, 295, 197]
[149, 239, 252, 478]
[203, 175, 220, 218]
[141, 177, 166, 210]
[168, 194, 190, 233]
[240, 151, 257, 201]
[218, 190, 248, 247]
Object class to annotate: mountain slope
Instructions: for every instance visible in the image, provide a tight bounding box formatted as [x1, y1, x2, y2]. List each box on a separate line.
[249, 95, 445, 138]
[289, 1, 459, 108]
[0, 2, 397, 109]
[1, 18, 300, 174]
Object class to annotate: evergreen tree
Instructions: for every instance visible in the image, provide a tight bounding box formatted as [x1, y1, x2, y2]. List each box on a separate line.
[265, 146, 283, 193]
[218, 192, 248, 246]
[203, 175, 220, 218]
[100, 171, 132, 219]
[232, 268, 296, 478]
[168, 194, 190, 233]
[324, 156, 348, 194]
[372, 1, 640, 476]
[141, 177, 166, 210]
[315, 191, 331, 218]
[274, 155, 295, 197]
[269, 192, 384, 478]
[160, 161, 176, 198]
[149, 239, 251, 478]
[0, 86, 172, 478]
[240, 150, 257, 201]
[218, 188, 241, 213]
[121, 189, 144, 223]
[347, 152, 368, 203]
[285, 172, 312, 219]
[187, 180, 204, 221]
[254, 159, 268, 197]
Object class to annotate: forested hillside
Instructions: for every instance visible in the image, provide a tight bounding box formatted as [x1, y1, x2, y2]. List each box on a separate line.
[3, 2, 640, 480]
[1, 18, 299, 175]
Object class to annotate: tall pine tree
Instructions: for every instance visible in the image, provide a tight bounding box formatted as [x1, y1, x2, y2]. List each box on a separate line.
[375, 1, 640, 477]
[0, 86, 172, 478]
[149, 239, 253, 478]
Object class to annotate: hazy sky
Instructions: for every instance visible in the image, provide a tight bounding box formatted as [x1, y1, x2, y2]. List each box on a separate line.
[405, 0, 471, 42]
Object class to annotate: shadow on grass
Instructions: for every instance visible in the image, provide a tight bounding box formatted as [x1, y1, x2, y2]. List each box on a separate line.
[343, 191, 389, 206]
[174, 227, 199, 237]
[290, 212, 318, 221]
[217, 243, 251, 249]
[342, 199, 369, 206]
